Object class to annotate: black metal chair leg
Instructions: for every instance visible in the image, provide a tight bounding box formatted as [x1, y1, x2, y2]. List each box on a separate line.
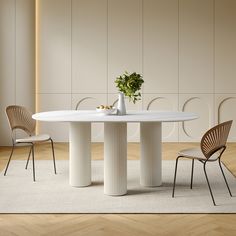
[172, 156, 181, 198]
[25, 146, 32, 169]
[31, 144, 36, 182]
[190, 159, 194, 189]
[203, 163, 216, 206]
[218, 159, 232, 197]
[4, 144, 15, 176]
[50, 139, 57, 174]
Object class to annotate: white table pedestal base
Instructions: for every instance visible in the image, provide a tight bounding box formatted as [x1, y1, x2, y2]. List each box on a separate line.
[140, 122, 162, 186]
[69, 122, 91, 187]
[33, 110, 197, 193]
[104, 123, 127, 196]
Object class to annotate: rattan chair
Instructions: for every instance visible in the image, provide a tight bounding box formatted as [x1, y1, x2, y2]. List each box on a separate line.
[172, 120, 233, 205]
[4, 105, 57, 181]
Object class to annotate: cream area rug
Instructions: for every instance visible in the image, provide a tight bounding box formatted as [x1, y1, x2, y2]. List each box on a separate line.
[0, 160, 236, 213]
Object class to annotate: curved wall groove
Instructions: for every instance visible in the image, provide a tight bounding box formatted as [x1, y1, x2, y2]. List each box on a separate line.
[146, 97, 176, 140]
[180, 96, 213, 141]
[217, 97, 236, 140]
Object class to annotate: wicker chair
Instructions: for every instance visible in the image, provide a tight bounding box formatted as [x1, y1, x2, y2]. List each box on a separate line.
[4, 105, 57, 181]
[172, 120, 233, 205]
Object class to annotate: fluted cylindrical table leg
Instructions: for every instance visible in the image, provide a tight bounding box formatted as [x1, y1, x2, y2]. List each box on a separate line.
[104, 122, 127, 196]
[69, 122, 91, 187]
[140, 122, 162, 186]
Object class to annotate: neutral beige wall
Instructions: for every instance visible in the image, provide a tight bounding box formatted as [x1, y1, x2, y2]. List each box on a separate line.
[36, 0, 236, 142]
[0, 0, 35, 145]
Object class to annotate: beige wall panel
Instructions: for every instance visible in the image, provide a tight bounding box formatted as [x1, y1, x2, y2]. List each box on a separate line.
[72, 0, 107, 93]
[0, 0, 35, 145]
[179, 94, 214, 141]
[72, 94, 107, 142]
[179, 0, 214, 93]
[16, 0, 35, 110]
[0, 0, 16, 145]
[108, 94, 142, 142]
[143, 94, 178, 141]
[215, 95, 236, 141]
[143, 0, 178, 93]
[108, 0, 142, 93]
[39, 0, 71, 93]
[38, 94, 71, 142]
[0, 0, 15, 94]
[215, 0, 236, 93]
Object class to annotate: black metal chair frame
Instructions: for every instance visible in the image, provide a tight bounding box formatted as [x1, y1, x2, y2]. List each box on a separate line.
[172, 146, 232, 206]
[4, 136, 56, 182]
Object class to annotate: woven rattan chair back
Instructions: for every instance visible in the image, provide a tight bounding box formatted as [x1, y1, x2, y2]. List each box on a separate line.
[6, 105, 36, 136]
[201, 120, 233, 160]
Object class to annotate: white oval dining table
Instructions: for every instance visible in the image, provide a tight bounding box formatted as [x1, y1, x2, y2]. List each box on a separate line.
[32, 110, 198, 196]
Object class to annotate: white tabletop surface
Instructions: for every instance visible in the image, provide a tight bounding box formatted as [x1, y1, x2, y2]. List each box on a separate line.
[32, 110, 198, 123]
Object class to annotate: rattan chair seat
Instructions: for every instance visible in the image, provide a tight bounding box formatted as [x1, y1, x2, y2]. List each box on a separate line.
[16, 134, 51, 143]
[178, 147, 220, 161]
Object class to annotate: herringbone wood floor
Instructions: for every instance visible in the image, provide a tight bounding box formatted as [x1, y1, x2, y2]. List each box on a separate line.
[0, 142, 236, 236]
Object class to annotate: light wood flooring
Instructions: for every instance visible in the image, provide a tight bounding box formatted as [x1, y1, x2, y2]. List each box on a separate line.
[0, 142, 236, 236]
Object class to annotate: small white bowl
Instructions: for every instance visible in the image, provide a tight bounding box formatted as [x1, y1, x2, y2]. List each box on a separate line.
[96, 107, 116, 115]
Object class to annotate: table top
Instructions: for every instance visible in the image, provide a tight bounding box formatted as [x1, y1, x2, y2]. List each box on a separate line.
[32, 110, 198, 123]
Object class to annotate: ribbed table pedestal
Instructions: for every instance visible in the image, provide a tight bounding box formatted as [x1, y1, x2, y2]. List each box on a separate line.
[69, 122, 91, 187]
[140, 122, 162, 186]
[104, 123, 127, 196]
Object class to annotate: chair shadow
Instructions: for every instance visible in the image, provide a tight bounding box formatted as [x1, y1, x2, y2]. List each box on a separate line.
[90, 181, 212, 197]
[126, 182, 174, 196]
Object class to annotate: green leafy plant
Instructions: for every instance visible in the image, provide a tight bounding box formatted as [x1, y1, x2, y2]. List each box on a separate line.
[115, 71, 144, 104]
